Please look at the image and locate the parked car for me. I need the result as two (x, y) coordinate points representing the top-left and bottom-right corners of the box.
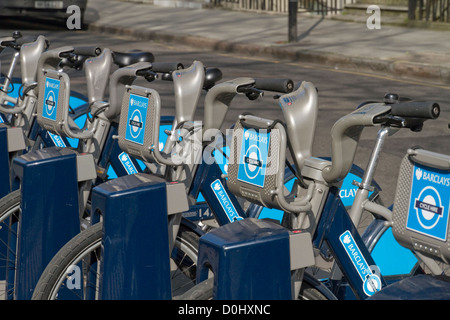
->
(0, 0), (88, 23)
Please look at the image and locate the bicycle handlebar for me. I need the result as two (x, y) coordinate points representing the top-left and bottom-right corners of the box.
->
(107, 62), (153, 118)
(1, 37), (38, 50)
(322, 100), (441, 183)
(151, 62), (184, 73)
(50, 46), (101, 71)
(59, 55), (90, 70)
(59, 46), (102, 60)
(389, 101), (440, 119)
(253, 78), (294, 93)
(72, 46), (102, 57)
(136, 67), (156, 78)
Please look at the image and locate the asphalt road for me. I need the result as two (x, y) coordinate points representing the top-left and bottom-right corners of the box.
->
(1, 17), (449, 206)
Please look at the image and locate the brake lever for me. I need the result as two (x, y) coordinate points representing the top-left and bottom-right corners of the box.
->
(237, 86), (264, 100)
(374, 114), (426, 132)
(373, 114), (406, 127)
(136, 69), (158, 82)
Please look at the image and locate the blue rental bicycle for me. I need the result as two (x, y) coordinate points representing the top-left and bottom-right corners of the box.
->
(0, 32), (93, 192)
(0, 44), (186, 299)
(179, 94), (445, 300)
(30, 75), (397, 300)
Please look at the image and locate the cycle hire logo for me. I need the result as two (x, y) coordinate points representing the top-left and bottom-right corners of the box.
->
(237, 128), (270, 188)
(407, 164), (450, 241)
(125, 94), (149, 145)
(42, 77), (60, 121)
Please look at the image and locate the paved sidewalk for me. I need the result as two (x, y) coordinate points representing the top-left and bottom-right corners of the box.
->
(84, 0), (450, 85)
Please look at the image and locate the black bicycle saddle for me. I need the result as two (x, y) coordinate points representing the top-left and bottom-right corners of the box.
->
(113, 50), (155, 68)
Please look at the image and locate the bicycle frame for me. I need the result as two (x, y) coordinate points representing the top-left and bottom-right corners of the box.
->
(5, 48), (153, 299)
(0, 35), (90, 196)
(313, 186), (386, 299)
(9, 52), (210, 299)
(91, 78), (390, 300)
(309, 124), (439, 299)
(30, 77), (423, 300)
(192, 93), (443, 300)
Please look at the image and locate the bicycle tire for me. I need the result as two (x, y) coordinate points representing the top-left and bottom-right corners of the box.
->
(298, 281), (328, 300)
(32, 222), (103, 300)
(174, 276), (329, 300)
(0, 189), (21, 225)
(32, 222), (200, 300)
(0, 189), (21, 299)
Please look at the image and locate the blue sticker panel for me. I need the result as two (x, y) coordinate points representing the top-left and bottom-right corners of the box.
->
(237, 128), (270, 188)
(158, 124), (171, 153)
(118, 152), (138, 175)
(339, 171), (374, 207)
(339, 230), (382, 296)
(407, 164), (450, 241)
(211, 179), (243, 223)
(372, 227), (417, 276)
(42, 77), (60, 121)
(48, 132), (66, 148)
(125, 94), (149, 145)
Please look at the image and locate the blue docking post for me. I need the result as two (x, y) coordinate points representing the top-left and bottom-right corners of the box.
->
(11, 148), (81, 300)
(92, 173), (188, 300)
(196, 218), (294, 299)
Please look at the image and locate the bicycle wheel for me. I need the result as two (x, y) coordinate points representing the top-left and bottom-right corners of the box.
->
(32, 222), (200, 300)
(0, 189), (21, 300)
(0, 188), (96, 299)
(174, 274), (329, 300)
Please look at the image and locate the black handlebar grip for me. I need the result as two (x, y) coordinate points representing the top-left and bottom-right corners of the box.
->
(72, 46), (102, 57)
(15, 36), (38, 46)
(253, 78), (294, 93)
(390, 101), (440, 119)
(0, 40), (14, 47)
(151, 62), (184, 73)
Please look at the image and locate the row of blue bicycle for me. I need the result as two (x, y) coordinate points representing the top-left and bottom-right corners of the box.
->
(0, 30), (449, 300)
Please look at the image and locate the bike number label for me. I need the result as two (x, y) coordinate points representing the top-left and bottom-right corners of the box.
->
(125, 93), (148, 145)
(42, 77), (60, 121)
(407, 164), (450, 241)
(237, 128), (270, 188)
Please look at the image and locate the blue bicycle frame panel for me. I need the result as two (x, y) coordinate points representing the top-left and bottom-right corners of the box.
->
(190, 158), (247, 226)
(313, 187), (387, 299)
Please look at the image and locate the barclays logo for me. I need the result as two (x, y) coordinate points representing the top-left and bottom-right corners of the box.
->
(130, 97), (147, 108)
(46, 80), (59, 89)
(119, 152), (138, 175)
(416, 167), (423, 180)
(416, 166), (450, 186)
